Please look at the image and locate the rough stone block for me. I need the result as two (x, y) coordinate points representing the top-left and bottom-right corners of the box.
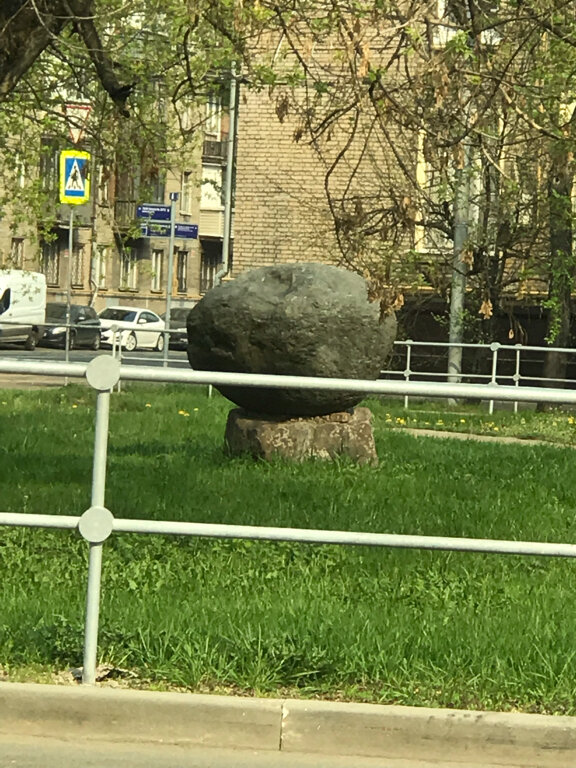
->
(225, 406), (378, 465)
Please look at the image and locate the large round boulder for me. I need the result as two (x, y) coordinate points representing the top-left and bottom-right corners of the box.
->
(187, 263), (396, 416)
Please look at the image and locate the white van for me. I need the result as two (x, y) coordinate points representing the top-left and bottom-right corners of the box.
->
(0, 269), (47, 350)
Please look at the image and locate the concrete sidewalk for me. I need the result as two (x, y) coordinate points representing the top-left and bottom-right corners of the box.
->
(1, 682), (575, 766)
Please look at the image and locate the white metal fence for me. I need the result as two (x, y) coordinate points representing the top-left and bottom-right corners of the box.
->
(2, 356), (576, 685)
(384, 339), (576, 413)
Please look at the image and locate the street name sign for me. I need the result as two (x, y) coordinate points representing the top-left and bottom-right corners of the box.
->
(139, 222), (198, 239)
(136, 203), (171, 221)
(175, 223), (199, 239)
(59, 150), (91, 205)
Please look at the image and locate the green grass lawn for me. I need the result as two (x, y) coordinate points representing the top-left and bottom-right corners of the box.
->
(2, 386), (576, 713)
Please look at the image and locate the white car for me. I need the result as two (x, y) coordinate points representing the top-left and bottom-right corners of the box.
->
(98, 306), (166, 352)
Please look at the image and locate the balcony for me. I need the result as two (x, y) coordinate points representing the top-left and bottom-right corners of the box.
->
(114, 200), (137, 228)
(202, 139), (227, 162)
(199, 208), (234, 239)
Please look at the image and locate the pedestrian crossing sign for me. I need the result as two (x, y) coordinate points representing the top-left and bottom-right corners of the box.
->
(59, 150), (91, 204)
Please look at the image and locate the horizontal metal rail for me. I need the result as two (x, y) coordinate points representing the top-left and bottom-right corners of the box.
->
(0, 512), (79, 530)
(112, 518), (576, 558)
(3, 511), (576, 560)
(3, 357), (576, 404)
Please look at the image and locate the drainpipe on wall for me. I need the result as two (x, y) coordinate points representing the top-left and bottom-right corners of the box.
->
(214, 63), (238, 286)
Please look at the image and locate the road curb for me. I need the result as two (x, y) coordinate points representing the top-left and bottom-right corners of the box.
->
(1, 682), (576, 765)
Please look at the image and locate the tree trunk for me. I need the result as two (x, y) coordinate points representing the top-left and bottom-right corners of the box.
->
(538, 157), (574, 410)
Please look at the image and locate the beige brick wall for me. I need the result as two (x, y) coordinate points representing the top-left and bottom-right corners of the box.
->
(233, 77), (418, 279)
(234, 87), (338, 272)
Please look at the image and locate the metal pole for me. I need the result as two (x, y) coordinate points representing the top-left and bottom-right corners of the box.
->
(163, 193), (178, 367)
(82, 388), (111, 684)
(404, 341), (412, 409)
(514, 345), (522, 414)
(65, 207), (74, 372)
(83, 542), (103, 685)
(488, 342), (500, 415)
(214, 62), (238, 286)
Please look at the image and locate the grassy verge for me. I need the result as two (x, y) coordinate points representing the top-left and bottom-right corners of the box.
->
(368, 396), (576, 445)
(1, 386), (576, 712)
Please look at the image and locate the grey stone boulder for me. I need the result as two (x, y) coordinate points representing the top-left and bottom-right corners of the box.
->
(187, 262), (396, 416)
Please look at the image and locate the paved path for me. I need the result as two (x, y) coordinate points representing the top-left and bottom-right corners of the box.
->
(395, 427), (570, 448)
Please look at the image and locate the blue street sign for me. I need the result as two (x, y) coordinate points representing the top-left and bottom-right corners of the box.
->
(139, 222), (198, 239)
(136, 203), (171, 221)
(175, 223), (198, 239)
(140, 223), (170, 237)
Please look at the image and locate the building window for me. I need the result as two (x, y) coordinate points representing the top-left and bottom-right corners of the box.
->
(200, 241), (222, 293)
(201, 165), (223, 210)
(151, 249), (164, 292)
(205, 93), (222, 138)
(71, 244), (84, 288)
(10, 238), (24, 268)
(181, 171), (194, 214)
(177, 250), (188, 293)
(14, 154), (26, 188)
(93, 246), (108, 290)
(42, 241), (60, 286)
(119, 248), (138, 290)
(433, 1), (500, 46)
(414, 130), (453, 255)
(98, 165), (111, 204)
(39, 140), (59, 193)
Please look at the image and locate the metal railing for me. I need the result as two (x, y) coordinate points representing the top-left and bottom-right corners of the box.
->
(386, 339), (576, 413)
(2, 357), (576, 686)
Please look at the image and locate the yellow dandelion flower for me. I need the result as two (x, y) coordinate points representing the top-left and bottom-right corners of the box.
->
(178, 410), (190, 417)
(145, 403), (152, 408)
(72, 404), (78, 409)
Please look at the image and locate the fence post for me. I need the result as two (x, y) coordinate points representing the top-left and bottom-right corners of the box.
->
(79, 356), (121, 685)
(404, 340), (413, 409)
(488, 342), (500, 415)
(513, 345), (522, 414)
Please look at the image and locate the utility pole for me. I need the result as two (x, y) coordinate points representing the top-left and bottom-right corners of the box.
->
(215, 62), (238, 286)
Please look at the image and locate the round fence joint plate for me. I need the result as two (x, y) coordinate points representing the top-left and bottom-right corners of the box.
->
(79, 506), (114, 543)
(86, 356), (121, 390)
(489, 342), (501, 352)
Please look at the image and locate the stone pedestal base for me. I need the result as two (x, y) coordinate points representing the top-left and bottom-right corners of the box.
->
(224, 407), (378, 465)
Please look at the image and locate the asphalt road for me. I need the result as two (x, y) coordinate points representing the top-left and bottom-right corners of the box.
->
(0, 343), (190, 367)
(0, 736), (514, 768)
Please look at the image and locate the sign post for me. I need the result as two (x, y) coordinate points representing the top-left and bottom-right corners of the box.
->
(164, 193), (178, 367)
(59, 150), (91, 361)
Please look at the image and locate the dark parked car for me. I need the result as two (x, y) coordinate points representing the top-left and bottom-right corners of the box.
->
(161, 307), (193, 349)
(42, 303), (101, 349)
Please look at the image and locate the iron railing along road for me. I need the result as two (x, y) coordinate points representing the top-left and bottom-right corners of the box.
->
(1, 356), (576, 686)
(386, 339), (576, 413)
